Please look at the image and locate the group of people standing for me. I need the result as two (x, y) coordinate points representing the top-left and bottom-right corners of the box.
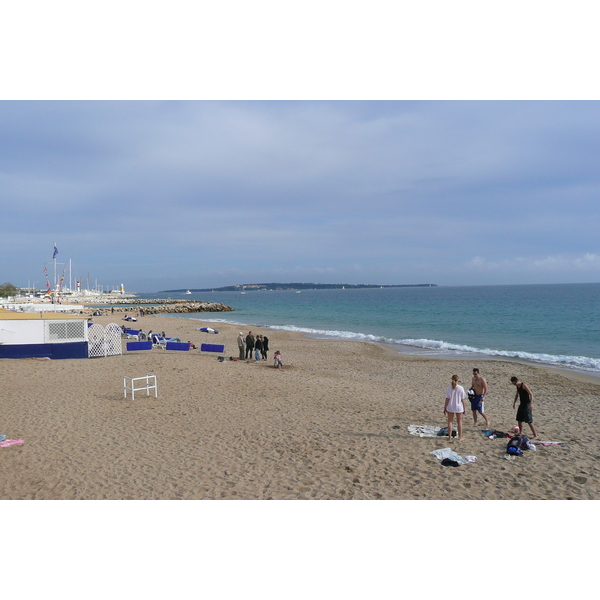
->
(238, 331), (269, 361)
(236, 331), (283, 368)
(443, 368), (539, 441)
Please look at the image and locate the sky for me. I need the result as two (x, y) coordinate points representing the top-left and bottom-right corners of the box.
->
(2, 100), (599, 292)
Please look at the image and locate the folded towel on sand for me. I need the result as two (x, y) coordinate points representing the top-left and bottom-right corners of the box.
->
(430, 448), (468, 465)
(408, 425), (442, 438)
(532, 440), (564, 446)
(0, 439), (24, 448)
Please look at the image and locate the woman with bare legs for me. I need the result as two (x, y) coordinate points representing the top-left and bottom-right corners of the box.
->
(444, 375), (466, 441)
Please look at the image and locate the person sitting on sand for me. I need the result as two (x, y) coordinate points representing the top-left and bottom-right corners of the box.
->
(444, 375), (466, 441)
(470, 368), (491, 428)
(510, 376), (539, 439)
(273, 351), (283, 369)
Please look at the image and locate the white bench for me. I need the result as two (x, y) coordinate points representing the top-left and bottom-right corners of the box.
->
(124, 373), (158, 400)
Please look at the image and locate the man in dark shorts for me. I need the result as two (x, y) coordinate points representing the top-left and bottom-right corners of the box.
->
(510, 376), (539, 439)
(470, 368), (490, 427)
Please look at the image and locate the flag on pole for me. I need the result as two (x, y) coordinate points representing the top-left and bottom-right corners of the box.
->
(43, 267), (52, 296)
(53, 243), (58, 259)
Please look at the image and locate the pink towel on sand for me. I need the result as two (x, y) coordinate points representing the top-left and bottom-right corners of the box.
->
(0, 439), (24, 448)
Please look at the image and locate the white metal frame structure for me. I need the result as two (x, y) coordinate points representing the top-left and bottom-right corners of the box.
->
(124, 374), (158, 400)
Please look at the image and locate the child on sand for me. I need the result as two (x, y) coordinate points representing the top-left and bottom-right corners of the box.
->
(273, 351), (283, 369)
(444, 375), (466, 441)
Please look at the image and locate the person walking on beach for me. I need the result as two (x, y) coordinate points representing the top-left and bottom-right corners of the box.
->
(261, 335), (269, 360)
(237, 332), (246, 360)
(470, 368), (491, 428)
(245, 331), (255, 359)
(254, 335), (263, 361)
(273, 350), (283, 369)
(444, 375), (466, 441)
(510, 376), (539, 439)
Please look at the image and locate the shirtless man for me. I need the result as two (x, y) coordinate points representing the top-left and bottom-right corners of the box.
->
(470, 368), (490, 427)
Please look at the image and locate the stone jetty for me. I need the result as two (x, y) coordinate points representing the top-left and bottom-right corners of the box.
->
(85, 299), (234, 316)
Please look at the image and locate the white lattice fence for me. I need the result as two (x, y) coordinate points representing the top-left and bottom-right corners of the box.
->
(45, 320), (87, 342)
(88, 324), (105, 358)
(88, 323), (123, 358)
(105, 323), (123, 357)
(104, 323), (123, 356)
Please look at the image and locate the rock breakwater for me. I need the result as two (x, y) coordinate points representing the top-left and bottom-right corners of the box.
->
(86, 300), (234, 316)
(140, 301), (234, 315)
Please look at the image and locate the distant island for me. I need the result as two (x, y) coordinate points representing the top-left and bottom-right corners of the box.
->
(159, 282), (438, 292)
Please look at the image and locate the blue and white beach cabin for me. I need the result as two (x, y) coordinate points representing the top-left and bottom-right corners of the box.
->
(0, 308), (89, 359)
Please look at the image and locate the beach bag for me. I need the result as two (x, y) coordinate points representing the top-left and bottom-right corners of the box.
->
(438, 427), (457, 437)
(506, 435), (529, 456)
(467, 388), (476, 401)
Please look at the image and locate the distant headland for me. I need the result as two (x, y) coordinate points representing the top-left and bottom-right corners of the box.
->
(159, 282), (438, 292)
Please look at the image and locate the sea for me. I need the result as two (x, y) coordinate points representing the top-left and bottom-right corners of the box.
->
(135, 283), (600, 376)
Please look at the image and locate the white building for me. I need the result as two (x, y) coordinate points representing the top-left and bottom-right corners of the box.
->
(0, 308), (90, 359)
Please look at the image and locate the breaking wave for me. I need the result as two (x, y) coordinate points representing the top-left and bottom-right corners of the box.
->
(267, 324), (600, 373)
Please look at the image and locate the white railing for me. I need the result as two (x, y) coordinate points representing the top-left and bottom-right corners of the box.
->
(124, 374), (158, 400)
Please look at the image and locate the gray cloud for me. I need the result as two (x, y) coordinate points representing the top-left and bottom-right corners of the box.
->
(1, 101), (599, 291)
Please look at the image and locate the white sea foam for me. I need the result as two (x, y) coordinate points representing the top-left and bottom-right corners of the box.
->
(269, 326), (600, 373)
(397, 338), (600, 371)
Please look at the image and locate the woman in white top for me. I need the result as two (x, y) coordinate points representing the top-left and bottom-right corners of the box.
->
(444, 375), (466, 441)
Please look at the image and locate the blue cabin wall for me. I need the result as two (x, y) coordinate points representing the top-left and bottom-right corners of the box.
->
(0, 341), (89, 359)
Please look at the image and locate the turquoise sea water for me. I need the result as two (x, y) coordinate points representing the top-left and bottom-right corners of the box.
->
(137, 283), (600, 374)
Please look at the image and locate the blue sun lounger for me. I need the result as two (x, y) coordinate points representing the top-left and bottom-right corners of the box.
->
(200, 343), (225, 353)
(126, 341), (153, 352)
(165, 341), (191, 351)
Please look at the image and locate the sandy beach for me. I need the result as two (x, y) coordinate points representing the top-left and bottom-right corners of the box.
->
(1, 313), (599, 500)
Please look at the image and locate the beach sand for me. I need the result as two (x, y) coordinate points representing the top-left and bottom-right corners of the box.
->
(1, 313), (599, 500)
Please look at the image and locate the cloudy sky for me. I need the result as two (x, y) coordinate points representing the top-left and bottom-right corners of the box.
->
(2, 4), (599, 293)
(2, 100), (599, 292)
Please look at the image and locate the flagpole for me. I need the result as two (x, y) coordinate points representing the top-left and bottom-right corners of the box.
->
(53, 241), (57, 303)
